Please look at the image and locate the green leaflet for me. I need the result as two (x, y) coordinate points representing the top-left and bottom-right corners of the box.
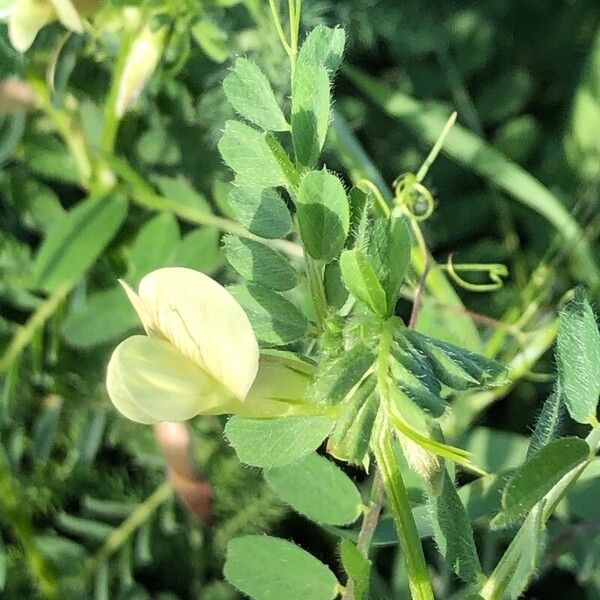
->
(61, 286), (138, 348)
(556, 287), (600, 425)
(406, 330), (508, 391)
(492, 437), (590, 529)
(389, 389), (487, 476)
(223, 58), (289, 131)
(292, 63), (330, 166)
(324, 260), (349, 310)
(297, 25), (346, 74)
(310, 343), (375, 405)
(128, 212), (180, 283)
(427, 470), (483, 584)
(506, 506), (546, 600)
(290, 25), (346, 166)
(526, 385), (564, 459)
(391, 335), (441, 396)
(297, 169), (349, 262)
(340, 248), (388, 316)
(225, 416), (334, 468)
(227, 186), (292, 240)
(389, 354), (446, 418)
(32, 195), (128, 292)
(22, 135), (81, 184)
(223, 236), (298, 291)
(366, 211), (412, 312)
(228, 283), (308, 346)
(224, 536), (339, 600)
(347, 186), (368, 248)
(153, 174), (212, 215)
(218, 120), (286, 188)
(191, 18), (230, 63)
(264, 452), (362, 525)
(173, 227), (223, 275)
(340, 539), (370, 600)
(327, 375), (378, 465)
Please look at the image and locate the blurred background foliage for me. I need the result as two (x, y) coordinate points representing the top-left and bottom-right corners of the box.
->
(0, 0), (599, 598)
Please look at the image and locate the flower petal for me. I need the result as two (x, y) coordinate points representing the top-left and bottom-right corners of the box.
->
(106, 345), (155, 424)
(48, 0), (83, 31)
(9, 0), (55, 52)
(108, 335), (239, 422)
(135, 268), (259, 400)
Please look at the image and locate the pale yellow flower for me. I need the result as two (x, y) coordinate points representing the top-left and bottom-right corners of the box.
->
(106, 267), (314, 424)
(7, 0), (96, 52)
(114, 23), (166, 117)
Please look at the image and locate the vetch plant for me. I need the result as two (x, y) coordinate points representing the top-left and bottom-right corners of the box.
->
(95, 3), (594, 599)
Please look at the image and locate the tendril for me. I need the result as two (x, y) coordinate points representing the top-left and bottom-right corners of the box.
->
(356, 178), (390, 217)
(444, 254), (508, 292)
(393, 174), (435, 221)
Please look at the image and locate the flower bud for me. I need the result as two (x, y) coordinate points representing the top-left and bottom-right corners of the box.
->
(114, 23), (166, 118)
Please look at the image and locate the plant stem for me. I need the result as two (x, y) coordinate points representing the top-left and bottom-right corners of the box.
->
(28, 76), (93, 186)
(342, 469), (385, 600)
(288, 0), (301, 77)
(373, 325), (435, 600)
(356, 469), (385, 555)
(0, 284), (71, 376)
(268, 0), (292, 55)
(110, 156), (304, 259)
(373, 415), (434, 600)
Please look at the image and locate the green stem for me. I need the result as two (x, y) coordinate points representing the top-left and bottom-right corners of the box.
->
(28, 76), (93, 186)
(110, 156), (303, 259)
(268, 0), (292, 55)
(342, 469), (384, 600)
(0, 284), (71, 376)
(288, 0), (301, 77)
(373, 416), (434, 600)
(373, 325), (435, 600)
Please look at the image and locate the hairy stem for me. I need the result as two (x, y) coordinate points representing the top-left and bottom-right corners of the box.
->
(373, 416), (434, 600)
(373, 325), (434, 600)
(343, 469), (385, 600)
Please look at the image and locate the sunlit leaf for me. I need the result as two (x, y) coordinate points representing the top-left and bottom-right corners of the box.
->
(225, 536), (339, 600)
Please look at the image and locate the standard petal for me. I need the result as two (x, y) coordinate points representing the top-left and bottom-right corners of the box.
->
(110, 335), (238, 421)
(9, 0), (55, 52)
(106, 344), (155, 424)
(242, 352), (318, 418)
(49, 0), (83, 31)
(119, 279), (157, 336)
(137, 268), (259, 400)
